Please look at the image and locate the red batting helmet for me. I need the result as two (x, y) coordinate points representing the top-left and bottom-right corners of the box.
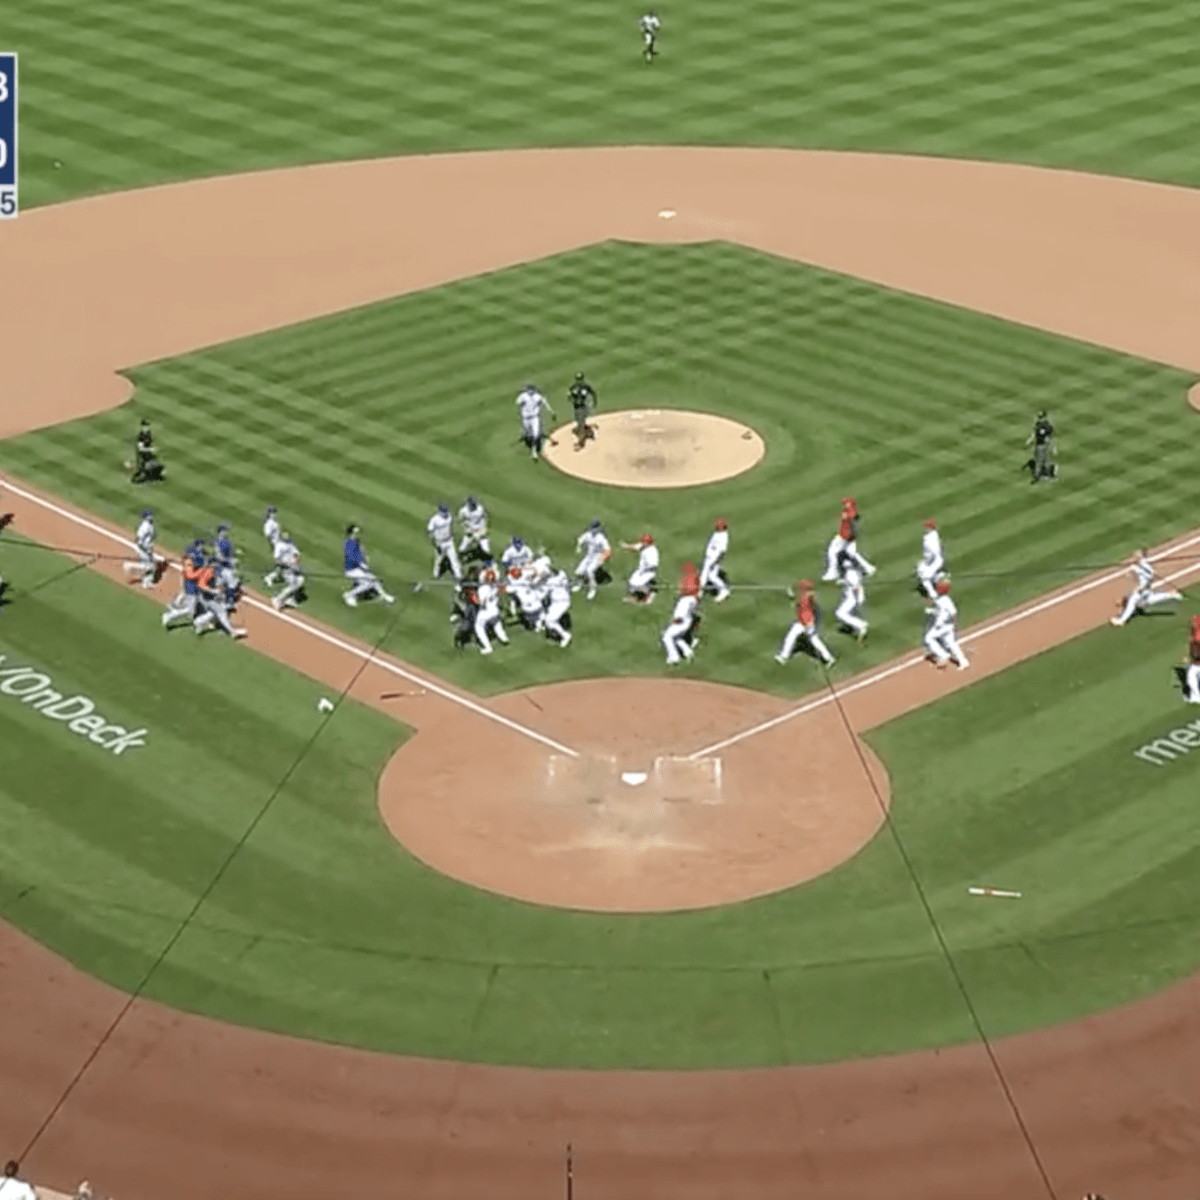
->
(935, 579), (951, 595)
(924, 518), (937, 530)
(715, 518), (728, 531)
(640, 533), (654, 545)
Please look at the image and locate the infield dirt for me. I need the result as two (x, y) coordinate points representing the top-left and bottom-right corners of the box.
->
(3, 148), (1200, 1200)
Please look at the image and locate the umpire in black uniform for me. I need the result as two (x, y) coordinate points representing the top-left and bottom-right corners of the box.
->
(1023, 410), (1057, 483)
(131, 418), (165, 483)
(568, 372), (598, 450)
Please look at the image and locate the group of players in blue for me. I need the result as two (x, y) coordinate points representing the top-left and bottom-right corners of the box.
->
(145, 505), (394, 640)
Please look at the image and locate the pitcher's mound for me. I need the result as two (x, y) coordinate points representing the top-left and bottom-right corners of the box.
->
(378, 678), (889, 912)
(544, 409), (765, 488)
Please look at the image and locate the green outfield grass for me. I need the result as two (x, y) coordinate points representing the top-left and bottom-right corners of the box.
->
(3, 242), (1196, 701)
(1, 542), (1199, 1067)
(11, 0), (1200, 210)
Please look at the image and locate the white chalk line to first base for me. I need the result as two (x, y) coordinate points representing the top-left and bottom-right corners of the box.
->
(689, 533), (1200, 760)
(7, 475), (1200, 766)
(0, 477), (579, 759)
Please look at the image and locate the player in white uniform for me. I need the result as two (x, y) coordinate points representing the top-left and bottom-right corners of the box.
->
(775, 580), (836, 667)
(427, 503), (462, 581)
(699, 518), (731, 602)
(623, 533), (660, 603)
(639, 10), (661, 61)
(1110, 548), (1182, 626)
(924, 578), (968, 669)
(122, 508), (160, 588)
(573, 519), (612, 600)
(662, 585), (699, 665)
(473, 568), (510, 655)
(542, 568), (573, 647)
(1184, 616), (1200, 704)
(508, 565), (546, 630)
(835, 552), (869, 641)
(501, 536), (534, 577)
(270, 532), (305, 610)
(916, 518), (945, 599)
(515, 383), (555, 461)
(458, 495), (491, 561)
(262, 505), (283, 587)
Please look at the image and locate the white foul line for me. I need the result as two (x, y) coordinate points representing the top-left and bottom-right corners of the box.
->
(689, 533), (1200, 759)
(1, 477), (579, 759)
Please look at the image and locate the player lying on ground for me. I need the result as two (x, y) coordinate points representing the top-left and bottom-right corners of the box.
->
(1110, 548), (1182, 626)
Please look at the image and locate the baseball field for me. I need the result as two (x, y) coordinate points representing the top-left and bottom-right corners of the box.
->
(3, 2), (1200, 1199)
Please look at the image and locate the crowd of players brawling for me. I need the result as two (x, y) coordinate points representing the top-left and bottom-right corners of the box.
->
(118, 491), (1200, 698)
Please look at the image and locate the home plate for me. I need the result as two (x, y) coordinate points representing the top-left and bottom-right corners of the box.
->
(621, 771), (649, 786)
(658, 209), (676, 219)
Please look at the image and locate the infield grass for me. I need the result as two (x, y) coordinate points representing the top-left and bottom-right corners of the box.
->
(1, 541), (1199, 1067)
(11, 0), (1200, 210)
(3, 242), (1196, 703)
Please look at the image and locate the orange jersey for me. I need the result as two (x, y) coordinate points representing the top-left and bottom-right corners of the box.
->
(195, 565), (216, 592)
(838, 516), (854, 540)
(1189, 637), (1200, 665)
(796, 594), (816, 626)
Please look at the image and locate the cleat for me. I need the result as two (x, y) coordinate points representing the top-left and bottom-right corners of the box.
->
(774, 654), (787, 664)
(343, 593), (358, 607)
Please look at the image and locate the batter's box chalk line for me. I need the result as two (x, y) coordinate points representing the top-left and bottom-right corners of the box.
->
(653, 755), (723, 805)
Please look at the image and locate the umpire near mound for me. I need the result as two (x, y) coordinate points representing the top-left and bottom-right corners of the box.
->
(568, 372), (598, 450)
(1023, 409), (1057, 483)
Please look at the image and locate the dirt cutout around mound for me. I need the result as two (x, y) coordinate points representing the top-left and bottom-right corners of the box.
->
(381, 677), (887, 911)
(542, 409), (765, 488)
(4, 149), (1200, 1200)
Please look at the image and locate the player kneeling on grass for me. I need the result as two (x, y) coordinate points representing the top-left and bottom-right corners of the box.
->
(662, 574), (701, 665)
(776, 580), (835, 667)
(924, 578), (968, 670)
(623, 533), (659, 603)
(1110, 548), (1182, 626)
(343, 524), (396, 607)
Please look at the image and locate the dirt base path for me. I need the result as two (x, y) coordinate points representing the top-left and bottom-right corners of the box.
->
(3, 148), (1200, 1199)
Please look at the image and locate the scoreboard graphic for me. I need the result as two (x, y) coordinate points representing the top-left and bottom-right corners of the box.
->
(0, 53), (16, 219)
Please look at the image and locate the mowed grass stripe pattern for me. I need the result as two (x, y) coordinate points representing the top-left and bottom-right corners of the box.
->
(3, 548), (1200, 1065)
(11, 0), (1200, 208)
(4, 242), (1195, 700)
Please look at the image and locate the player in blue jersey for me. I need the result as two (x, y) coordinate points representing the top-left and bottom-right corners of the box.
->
(342, 524), (396, 606)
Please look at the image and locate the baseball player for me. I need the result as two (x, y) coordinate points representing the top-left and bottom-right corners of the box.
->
(1023, 409), (1057, 483)
(342, 524), (396, 606)
(215, 523), (237, 568)
(573, 519), (612, 599)
(193, 553), (247, 639)
(542, 567), (573, 647)
(1110, 549), (1182, 626)
(1183, 616), (1200, 704)
(501, 535), (534, 577)
(662, 578), (700, 665)
(427, 503), (463, 581)
(515, 383), (555, 461)
(474, 566), (510, 655)
(775, 580), (836, 666)
(924, 578), (968, 669)
(699, 518), (731, 602)
(507, 565), (545, 630)
(162, 541), (204, 629)
(834, 551), (869, 642)
(639, 10), (661, 61)
(457, 495), (492, 562)
(568, 372), (598, 450)
(122, 508), (161, 588)
(623, 533), (660, 603)
(262, 506), (283, 587)
(271, 531), (305, 610)
(915, 518), (945, 599)
(450, 570), (481, 649)
(822, 497), (876, 582)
